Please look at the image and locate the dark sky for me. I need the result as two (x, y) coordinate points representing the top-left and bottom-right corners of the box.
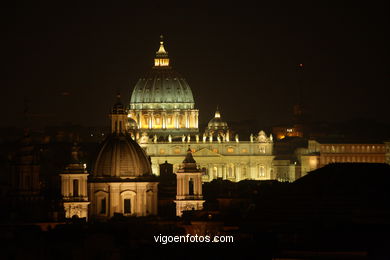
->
(2, 2), (389, 129)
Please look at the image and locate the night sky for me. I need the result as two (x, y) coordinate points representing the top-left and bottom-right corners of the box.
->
(2, 2), (389, 129)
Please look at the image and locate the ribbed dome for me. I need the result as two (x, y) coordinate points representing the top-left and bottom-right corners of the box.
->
(130, 38), (195, 110)
(93, 134), (152, 178)
(130, 67), (195, 110)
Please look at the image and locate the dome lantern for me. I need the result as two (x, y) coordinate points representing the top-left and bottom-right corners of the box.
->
(214, 107), (221, 119)
(110, 93), (128, 134)
(154, 35), (169, 67)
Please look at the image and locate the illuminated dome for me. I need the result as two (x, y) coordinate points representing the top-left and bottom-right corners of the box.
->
(93, 134), (152, 178)
(128, 36), (199, 137)
(207, 109), (228, 130)
(130, 36), (195, 110)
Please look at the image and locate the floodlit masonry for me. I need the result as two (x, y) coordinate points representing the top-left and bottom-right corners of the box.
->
(127, 36), (275, 182)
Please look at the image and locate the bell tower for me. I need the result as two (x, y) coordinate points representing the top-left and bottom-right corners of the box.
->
(174, 148), (205, 216)
(60, 143), (90, 220)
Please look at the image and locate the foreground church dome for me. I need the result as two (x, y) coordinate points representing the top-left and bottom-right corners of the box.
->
(87, 95), (158, 220)
(93, 134), (152, 178)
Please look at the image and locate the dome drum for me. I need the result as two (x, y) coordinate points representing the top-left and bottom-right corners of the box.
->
(129, 103), (194, 110)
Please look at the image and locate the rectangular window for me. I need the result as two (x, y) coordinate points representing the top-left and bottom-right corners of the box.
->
(189, 179), (194, 195)
(100, 198), (106, 214)
(124, 199), (131, 214)
(73, 179), (79, 197)
(259, 166), (265, 177)
(242, 167), (246, 177)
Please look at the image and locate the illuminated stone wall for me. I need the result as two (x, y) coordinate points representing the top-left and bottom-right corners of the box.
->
(89, 182), (158, 220)
(299, 140), (386, 176)
(144, 135), (274, 182)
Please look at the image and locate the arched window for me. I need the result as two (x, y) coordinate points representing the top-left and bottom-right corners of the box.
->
(228, 166), (233, 177)
(121, 190), (136, 215)
(258, 165), (265, 177)
(146, 190), (154, 215)
(213, 167), (218, 177)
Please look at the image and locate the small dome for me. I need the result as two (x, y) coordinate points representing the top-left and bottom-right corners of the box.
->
(93, 134), (152, 178)
(207, 109), (228, 130)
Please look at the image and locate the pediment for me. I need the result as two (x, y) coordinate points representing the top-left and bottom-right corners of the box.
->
(193, 148), (221, 157)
